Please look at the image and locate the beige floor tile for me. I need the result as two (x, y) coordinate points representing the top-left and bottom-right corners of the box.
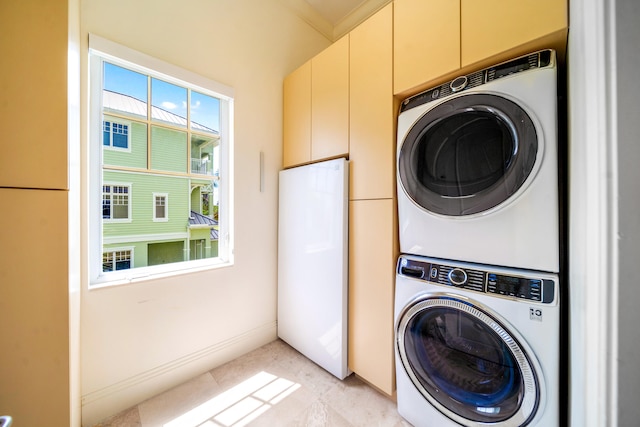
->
(92, 405), (141, 427)
(285, 399), (354, 427)
(92, 339), (411, 427)
(137, 372), (221, 427)
(320, 375), (407, 427)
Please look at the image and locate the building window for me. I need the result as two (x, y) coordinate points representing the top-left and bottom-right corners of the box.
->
(89, 35), (234, 285)
(102, 184), (130, 220)
(103, 249), (132, 272)
(103, 119), (130, 149)
(153, 193), (168, 221)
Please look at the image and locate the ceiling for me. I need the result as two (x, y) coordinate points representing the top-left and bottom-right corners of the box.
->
(283, 0), (392, 41)
(304, 0), (371, 25)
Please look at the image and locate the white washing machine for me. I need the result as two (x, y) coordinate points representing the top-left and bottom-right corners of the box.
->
(397, 50), (559, 272)
(394, 254), (560, 427)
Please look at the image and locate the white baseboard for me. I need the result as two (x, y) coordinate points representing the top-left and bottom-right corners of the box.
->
(81, 321), (277, 427)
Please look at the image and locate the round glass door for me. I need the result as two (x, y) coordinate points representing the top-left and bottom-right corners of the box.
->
(398, 94), (538, 216)
(396, 297), (539, 426)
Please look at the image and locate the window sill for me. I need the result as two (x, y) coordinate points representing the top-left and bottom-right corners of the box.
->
(89, 257), (233, 290)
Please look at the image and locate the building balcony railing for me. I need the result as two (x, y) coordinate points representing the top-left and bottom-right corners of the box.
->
(191, 158), (213, 175)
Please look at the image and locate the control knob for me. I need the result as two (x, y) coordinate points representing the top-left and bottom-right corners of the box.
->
(450, 76), (468, 92)
(448, 268), (467, 286)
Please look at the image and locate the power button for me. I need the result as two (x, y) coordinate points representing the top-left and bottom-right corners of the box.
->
(448, 268), (467, 286)
(450, 76), (468, 92)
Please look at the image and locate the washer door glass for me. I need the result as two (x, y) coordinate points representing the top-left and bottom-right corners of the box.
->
(398, 94), (538, 216)
(397, 297), (539, 426)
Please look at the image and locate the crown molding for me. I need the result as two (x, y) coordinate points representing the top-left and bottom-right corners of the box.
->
(333, 0), (392, 40)
(280, 0), (392, 42)
(279, 0), (334, 41)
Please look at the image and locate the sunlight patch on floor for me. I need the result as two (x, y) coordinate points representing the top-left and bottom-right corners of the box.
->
(163, 371), (301, 427)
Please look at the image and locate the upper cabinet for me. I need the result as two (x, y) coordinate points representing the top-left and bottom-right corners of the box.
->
(283, 61), (311, 168)
(349, 4), (394, 200)
(283, 37), (349, 169)
(461, 0), (568, 67)
(393, 0), (461, 96)
(0, 0), (68, 190)
(311, 36), (350, 162)
(393, 0), (568, 96)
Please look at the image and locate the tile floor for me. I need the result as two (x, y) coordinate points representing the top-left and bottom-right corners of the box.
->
(93, 339), (412, 427)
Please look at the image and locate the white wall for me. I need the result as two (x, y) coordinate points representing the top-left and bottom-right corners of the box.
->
(568, 0), (640, 425)
(79, 1), (330, 425)
(614, 0), (640, 425)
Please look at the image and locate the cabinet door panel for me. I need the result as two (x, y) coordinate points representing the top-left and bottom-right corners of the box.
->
(461, 0), (568, 66)
(394, 0), (460, 95)
(348, 199), (397, 395)
(311, 36), (349, 161)
(0, 0), (68, 189)
(0, 188), (69, 425)
(349, 4), (394, 200)
(283, 61), (311, 168)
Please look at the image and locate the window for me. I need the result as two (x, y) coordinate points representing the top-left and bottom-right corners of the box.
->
(103, 119), (130, 149)
(103, 249), (132, 272)
(153, 193), (168, 221)
(89, 35), (234, 286)
(102, 184), (130, 220)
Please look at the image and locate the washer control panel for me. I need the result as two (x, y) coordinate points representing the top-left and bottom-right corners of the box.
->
(397, 256), (555, 304)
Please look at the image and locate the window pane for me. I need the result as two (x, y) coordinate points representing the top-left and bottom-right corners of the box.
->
(151, 126), (187, 172)
(115, 250), (131, 270)
(103, 121), (111, 146)
(103, 62), (148, 119)
(190, 133), (218, 176)
(102, 252), (114, 272)
(112, 123), (129, 148)
(191, 91), (220, 133)
(152, 78), (187, 128)
(155, 196), (166, 219)
(103, 119), (147, 168)
(102, 195), (111, 219)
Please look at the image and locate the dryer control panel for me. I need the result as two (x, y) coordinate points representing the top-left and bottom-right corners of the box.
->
(397, 256), (555, 304)
(400, 49), (554, 113)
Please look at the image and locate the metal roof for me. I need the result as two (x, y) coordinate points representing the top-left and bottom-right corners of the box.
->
(189, 210), (219, 240)
(103, 90), (219, 135)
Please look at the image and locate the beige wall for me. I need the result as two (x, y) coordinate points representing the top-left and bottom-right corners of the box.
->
(0, 0), (72, 426)
(79, 0), (330, 424)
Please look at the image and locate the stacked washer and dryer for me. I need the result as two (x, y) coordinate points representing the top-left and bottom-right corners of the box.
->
(394, 50), (563, 427)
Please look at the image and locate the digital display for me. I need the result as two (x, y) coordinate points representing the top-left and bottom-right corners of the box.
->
(493, 57), (531, 79)
(488, 274), (542, 301)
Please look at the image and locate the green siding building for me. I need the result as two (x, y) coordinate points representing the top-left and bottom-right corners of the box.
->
(101, 88), (220, 272)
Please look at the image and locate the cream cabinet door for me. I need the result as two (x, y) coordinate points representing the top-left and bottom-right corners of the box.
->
(311, 36), (350, 162)
(349, 4), (395, 200)
(283, 61), (312, 168)
(0, 0), (68, 189)
(0, 188), (70, 426)
(394, 0), (460, 95)
(461, 0), (568, 67)
(348, 198), (397, 395)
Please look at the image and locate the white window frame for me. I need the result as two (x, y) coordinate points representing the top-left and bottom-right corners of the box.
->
(102, 182), (132, 223)
(103, 117), (132, 152)
(102, 247), (135, 272)
(89, 34), (234, 287)
(153, 192), (169, 222)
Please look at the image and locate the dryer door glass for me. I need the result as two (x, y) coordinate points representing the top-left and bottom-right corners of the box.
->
(398, 94), (538, 216)
(397, 297), (539, 425)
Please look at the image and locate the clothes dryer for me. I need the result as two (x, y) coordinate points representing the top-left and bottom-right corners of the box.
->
(395, 254), (560, 427)
(397, 50), (559, 272)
